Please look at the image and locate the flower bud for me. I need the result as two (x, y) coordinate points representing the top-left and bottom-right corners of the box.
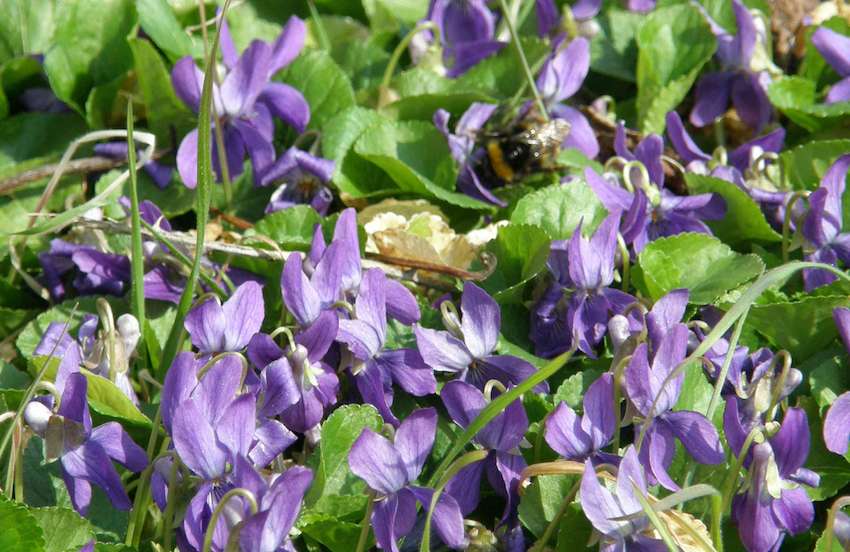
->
(607, 315), (631, 352)
(117, 313), (141, 355)
(23, 401), (52, 435)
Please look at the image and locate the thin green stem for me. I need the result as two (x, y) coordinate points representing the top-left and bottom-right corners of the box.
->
(530, 478), (581, 552)
(498, 0), (548, 120)
(711, 493), (724, 552)
(202, 488), (258, 552)
(720, 427), (762, 511)
(355, 491), (376, 552)
(380, 21), (439, 91)
(706, 308), (748, 420)
(307, 0), (331, 51)
(125, 103), (146, 355)
(160, 454), (182, 552)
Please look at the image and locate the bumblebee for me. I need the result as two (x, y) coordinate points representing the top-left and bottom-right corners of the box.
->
(478, 111), (571, 184)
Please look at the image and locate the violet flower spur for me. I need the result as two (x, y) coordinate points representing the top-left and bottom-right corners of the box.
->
(823, 307), (850, 455)
(725, 405), (818, 552)
(260, 147), (335, 215)
(246, 310), (340, 434)
(535, 36), (599, 158)
(338, 268), (436, 425)
(441, 380), (529, 525)
(801, 154), (850, 290)
(529, 214), (636, 358)
(93, 141), (173, 189)
(433, 103), (504, 206)
(415, 281), (546, 391)
(348, 408), (466, 551)
(172, 16), (310, 188)
(22, 373), (148, 515)
(544, 372), (619, 465)
(183, 281), (265, 355)
(812, 27), (850, 104)
(689, 0), (773, 132)
(624, 315), (724, 490)
(413, 0), (505, 78)
(579, 445), (666, 551)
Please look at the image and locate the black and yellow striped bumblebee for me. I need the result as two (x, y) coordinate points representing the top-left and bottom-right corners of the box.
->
(476, 108), (571, 184)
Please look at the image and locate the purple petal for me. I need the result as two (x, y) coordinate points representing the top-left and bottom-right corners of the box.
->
(161, 352), (197, 433)
(665, 111), (709, 164)
(176, 128), (199, 189)
(445, 40), (506, 78)
(171, 56), (203, 112)
(442, 0), (495, 44)
(270, 16), (306, 73)
(689, 72), (734, 127)
(616, 446), (648, 510)
(248, 465), (312, 550)
(260, 357), (300, 417)
(250, 418), (296, 467)
(377, 348), (436, 396)
(220, 40), (272, 116)
(409, 486), (468, 549)
(826, 75), (850, 104)
(579, 457), (624, 536)
(216, 394), (256, 460)
(770, 407), (810, 477)
(297, 310), (339, 362)
(442, 380), (487, 430)
(444, 459), (484, 515)
(585, 167), (633, 211)
(233, 119), (275, 180)
(717, 0), (757, 67)
(476, 355), (546, 392)
(662, 410), (724, 464)
(372, 490), (417, 552)
(535, 0), (558, 36)
(730, 72), (771, 132)
(834, 307), (850, 354)
(394, 407), (437, 481)
(219, 12), (238, 68)
(257, 83), (310, 133)
(338, 319), (382, 361)
(61, 442), (130, 512)
(414, 325), (472, 373)
(537, 38), (590, 104)
(645, 289), (688, 348)
(624, 343), (655, 415)
(172, 399), (226, 479)
(642, 422), (679, 491)
(728, 127), (785, 171)
(582, 372), (617, 451)
(222, 281), (265, 351)
(812, 27), (850, 77)
(184, 296), (226, 353)
(348, 428), (408, 494)
(545, 401), (592, 459)
(385, 279), (421, 324)
(281, 253), (321, 326)
(354, 361), (399, 427)
(551, 105), (599, 159)
(455, 102), (498, 136)
(89, 422), (148, 472)
(460, 282), (500, 358)
(59, 373), (91, 432)
(772, 487), (814, 536)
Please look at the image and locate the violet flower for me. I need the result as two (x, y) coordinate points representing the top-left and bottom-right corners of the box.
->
(338, 268), (436, 425)
(811, 27), (850, 104)
(23, 373), (148, 515)
(172, 16), (309, 188)
(530, 214), (636, 358)
(184, 281), (265, 355)
(348, 408), (466, 551)
(690, 0), (773, 132)
(586, 125), (725, 252)
(535, 0), (601, 38)
(801, 154), (850, 290)
(579, 445), (665, 550)
(823, 307), (850, 455)
(441, 380), (529, 525)
(416, 282), (546, 390)
(536, 37), (599, 158)
(725, 405), (818, 552)
(93, 141), (173, 189)
(544, 372), (619, 465)
(434, 103), (504, 206)
(247, 310), (340, 434)
(39, 239), (131, 301)
(413, 0), (505, 78)
(624, 304), (724, 490)
(260, 147), (335, 215)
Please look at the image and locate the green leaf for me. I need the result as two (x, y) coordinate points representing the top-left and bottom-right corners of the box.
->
(509, 181), (607, 240)
(354, 119), (492, 209)
(779, 139), (850, 191)
(453, 37), (551, 100)
(636, 233), (765, 303)
(321, 106), (397, 199)
(299, 509), (368, 552)
(16, 297), (103, 358)
(30, 507), (95, 552)
(768, 76), (850, 132)
(0, 113), (87, 173)
(480, 223), (551, 304)
(252, 205), (323, 250)
(128, 37), (196, 144)
(553, 367), (604, 410)
(136, 0), (199, 61)
(590, 8), (643, 82)
(746, 295), (850, 361)
(0, 497), (45, 552)
(305, 404), (383, 512)
(685, 173), (781, 244)
(518, 475), (575, 538)
(635, 3), (716, 133)
(804, 346), (847, 410)
(281, 50), (355, 131)
(0, 0), (57, 63)
(43, 0), (137, 113)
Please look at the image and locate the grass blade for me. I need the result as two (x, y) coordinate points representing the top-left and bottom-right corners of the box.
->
(126, 102), (146, 339)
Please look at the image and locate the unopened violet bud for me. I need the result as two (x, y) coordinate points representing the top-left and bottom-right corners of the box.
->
(23, 401), (52, 435)
(289, 343), (309, 367)
(116, 313), (141, 355)
(607, 315), (631, 352)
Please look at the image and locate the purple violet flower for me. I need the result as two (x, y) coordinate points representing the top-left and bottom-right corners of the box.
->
(801, 154), (850, 290)
(416, 282), (547, 391)
(811, 27), (850, 104)
(434, 103), (504, 206)
(172, 16), (309, 188)
(413, 0), (506, 78)
(725, 405), (818, 552)
(823, 307), (850, 455)
(184, 281), (265, 355)
(441, 380), (529, 525)
(338, 268), (436, 425)
(260, 147), (335, 215)
(93, 141), (173, 189)
(39, 239), (131, 301)
(530, 214), (636, 358)
(348, 408), (466, 551)
(689, 0), (773, 132)
(535, 0), (602, 38)
(579, 445), (665, 550)
(544, 372), (619, 465)
(536, 37), (599, 158)
(23, 373), (148, 515)
(624, 290), (724, 490)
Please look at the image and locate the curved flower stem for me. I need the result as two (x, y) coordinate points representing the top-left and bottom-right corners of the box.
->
(306, 0), (331, 51)
(781, 191), (808, 264)
(202, 488), (259, 552)
(529, 478), (581, 552)
(766, 350), (792, 418)
(380, 21), (440, 92)
(720, 427), (763, 512)
(160, 453), (182, 552)
(355, 490), (376, 552)
(610, 354), (632, 454)
(497, 0), (548, 120)
(824, 495), (850, 552)
(705, 308), (748, 421)
(617, 233), (630, 291)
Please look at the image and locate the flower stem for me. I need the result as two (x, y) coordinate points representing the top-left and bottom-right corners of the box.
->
(307, 0), (331, 51)
(380, 21), (439, 91)
(529, 478), (581, 552)
(824, 496), (850, 552)
(705, 308), (748, 421)
(160, 454), (182, 552)
(498, 0), (548, 120)
(202, 488), (258, 552)
(720, 427), (762, 511)
(355, 491), (376, 552)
